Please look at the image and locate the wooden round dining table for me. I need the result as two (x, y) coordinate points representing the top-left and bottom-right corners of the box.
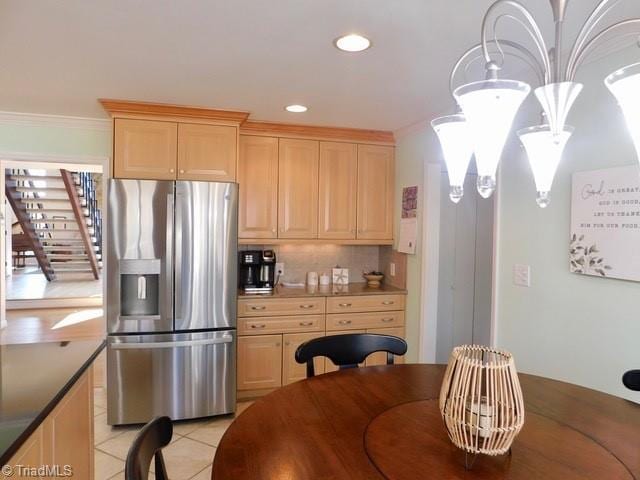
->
(212, 364), (640, 479)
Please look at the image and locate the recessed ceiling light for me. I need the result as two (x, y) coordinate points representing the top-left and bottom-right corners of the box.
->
(285, 104), (308, 113)
(334, 34), (371, 52)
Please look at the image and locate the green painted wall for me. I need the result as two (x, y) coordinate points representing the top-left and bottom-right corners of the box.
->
(394, 125), (440, 362)
(0, 122), (110, 158)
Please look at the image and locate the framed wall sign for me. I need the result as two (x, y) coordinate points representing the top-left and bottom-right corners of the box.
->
(570, 165), (640, 282)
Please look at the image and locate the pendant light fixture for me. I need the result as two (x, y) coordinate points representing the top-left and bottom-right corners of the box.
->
(433, 0), (640, 207)
(431, 114), (474, 203)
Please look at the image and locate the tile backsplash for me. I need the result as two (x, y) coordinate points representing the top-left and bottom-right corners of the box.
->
(240, 244), (380, 285)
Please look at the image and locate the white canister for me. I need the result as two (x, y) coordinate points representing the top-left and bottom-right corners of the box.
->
(319, 273), (331, 286)
(307, 271), (319, 286)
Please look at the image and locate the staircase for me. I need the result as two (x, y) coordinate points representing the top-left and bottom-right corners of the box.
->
(5, 168), (103, 280)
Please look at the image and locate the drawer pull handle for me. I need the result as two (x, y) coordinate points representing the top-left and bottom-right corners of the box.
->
(250, 306), (267, 311)
(338, 320), (352, 325)
(250, 324), (266, 329)
(382, 301), (395, 306)
(299, 321), (314, 326)
(299, 304), (315, 309)
(338, 303), (352, 308)
(381, 318), (394, 323)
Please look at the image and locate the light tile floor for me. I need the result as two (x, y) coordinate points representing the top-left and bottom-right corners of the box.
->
(93, 386), (253, 480)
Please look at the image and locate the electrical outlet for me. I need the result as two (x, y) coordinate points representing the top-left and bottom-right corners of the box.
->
(513, 264), (531, 287)
(275, 262), (285, 277)
(390, 262), (396, 276)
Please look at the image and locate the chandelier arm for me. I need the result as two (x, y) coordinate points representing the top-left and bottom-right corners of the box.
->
(568, 19), (640, 80)
(449, 40), (545, 97)
(566, 0), (625, 79)
(480, 0), (551, 83)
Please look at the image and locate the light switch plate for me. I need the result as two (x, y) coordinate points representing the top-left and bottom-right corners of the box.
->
(513, 264), (531, 287)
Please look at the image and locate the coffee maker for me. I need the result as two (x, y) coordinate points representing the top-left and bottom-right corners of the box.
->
(239, 249), (276, 294)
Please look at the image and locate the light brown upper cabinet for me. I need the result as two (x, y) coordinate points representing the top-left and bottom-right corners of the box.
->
(114, 118), (178, 180)
(238, 135), (279, 238)
(357, 145), (395, 240)
(177, 123), (237, 181)
(318, 142), (358, 239)
(278, 139), (319, 239)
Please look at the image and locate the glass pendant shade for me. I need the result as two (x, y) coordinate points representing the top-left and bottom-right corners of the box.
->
(454, 79), (531, 198)
(517, 125), (574, 208)
(605, 62), (640, 161)
(534, 82), (583, 136)
(431, 114), (474, 203)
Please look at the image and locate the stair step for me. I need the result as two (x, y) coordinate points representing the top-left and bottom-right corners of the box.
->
(54, 268), (94, 273)
(30, 218), (77, 224)
(51, 260), (90, 265)
(10, 175), (63, 181)
(48, 254), (90, 260)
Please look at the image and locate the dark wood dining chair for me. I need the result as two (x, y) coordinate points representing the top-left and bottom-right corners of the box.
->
(623, 370), (640, 391)
(125, 416), (173, 480)
(295, 333), (408, 377)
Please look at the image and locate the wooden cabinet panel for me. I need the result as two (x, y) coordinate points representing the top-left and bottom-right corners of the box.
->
(326, 294), (405, 314)
(278, 139), (319, 238)
(239, 314), (324, 336)
(177, 123), (237, 182)
(237, 335), (283, 391)
(42, 368), (93, 479)
(365, 327), (406, 366)
(318, 142), (357, 239)
(283, 333), (325, 385)
(5, 427), (46, 479)
(114, 118), (177, 180)
(326, 311), (405, 331)
(238, 297), (325, 317)
(357, 145), (394, 240)
(238, 135), (279, 238)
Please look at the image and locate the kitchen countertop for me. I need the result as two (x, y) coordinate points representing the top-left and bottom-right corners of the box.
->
(239, 283), (407, 298)
(0, 339), (106, 466)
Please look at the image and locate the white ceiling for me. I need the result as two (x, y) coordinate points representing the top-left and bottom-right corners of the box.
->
(0, 0), (637, 130)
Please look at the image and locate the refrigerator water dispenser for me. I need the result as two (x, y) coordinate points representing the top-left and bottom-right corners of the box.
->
(119, 259), (161, 318)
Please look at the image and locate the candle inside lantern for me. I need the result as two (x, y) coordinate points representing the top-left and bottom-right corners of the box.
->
(466, 396), (493, 438)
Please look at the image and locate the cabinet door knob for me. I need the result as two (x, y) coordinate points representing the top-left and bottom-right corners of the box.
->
(272, 229), (277, 233)
(179, 169), (185, 174)
(285, 341), (290, 346)
(169, 168), (175, 173)
(276, 342), (281, 347)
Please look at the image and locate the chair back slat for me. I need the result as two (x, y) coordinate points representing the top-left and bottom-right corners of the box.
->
(125, 416), (173, 480)
(295, 333), (407, 377)
(623, 370), (640, 391)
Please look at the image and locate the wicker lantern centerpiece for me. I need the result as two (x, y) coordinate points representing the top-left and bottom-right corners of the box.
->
(439, 345), (525, 463)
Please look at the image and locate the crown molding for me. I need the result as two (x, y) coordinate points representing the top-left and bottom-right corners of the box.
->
(99, 99), (250, 124)
(0, 111), (110, 131)
(241, 120), (395, 144)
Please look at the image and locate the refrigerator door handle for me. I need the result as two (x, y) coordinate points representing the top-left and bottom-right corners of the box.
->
(166, 192), (174, 321)
(110, 336), (234, 350)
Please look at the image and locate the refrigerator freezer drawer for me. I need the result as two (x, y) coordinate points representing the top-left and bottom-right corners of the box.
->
(107, 331), (236, 425)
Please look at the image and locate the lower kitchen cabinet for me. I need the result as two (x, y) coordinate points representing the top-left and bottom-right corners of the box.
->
(237, 335), (283, 391)
(282, 332), (325, 385)
(4, 366), (94, 479)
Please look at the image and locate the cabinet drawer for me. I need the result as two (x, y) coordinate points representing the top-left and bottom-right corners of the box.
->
(326, 311), (405, 331)
(326, 294), (405, 314)
(239, 315), (325, 335)
(238, 297), (325, 317)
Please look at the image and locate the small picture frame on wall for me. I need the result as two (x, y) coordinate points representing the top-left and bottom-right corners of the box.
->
(332, 267), (349, 285)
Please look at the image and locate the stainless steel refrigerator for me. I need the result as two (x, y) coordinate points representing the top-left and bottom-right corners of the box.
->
(106, 179), (237, 425)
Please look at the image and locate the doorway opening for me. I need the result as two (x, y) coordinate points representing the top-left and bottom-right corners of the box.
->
(1, 159), (105, 343)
